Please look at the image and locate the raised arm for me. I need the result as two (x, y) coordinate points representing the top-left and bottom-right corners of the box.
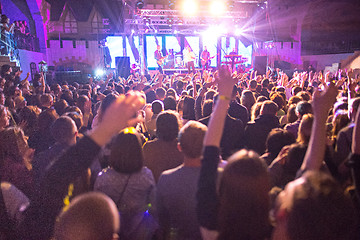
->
(301, 83), (338, 172)
(197, 66), (236, 232)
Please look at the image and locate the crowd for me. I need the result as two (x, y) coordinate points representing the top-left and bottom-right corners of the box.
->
(0, 62), (359, 240)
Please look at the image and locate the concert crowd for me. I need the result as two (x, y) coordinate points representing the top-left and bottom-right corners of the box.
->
(0, 63), (359, 240)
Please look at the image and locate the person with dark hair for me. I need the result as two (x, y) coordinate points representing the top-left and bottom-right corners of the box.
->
(244, 100), (280, 155)
(182, 95), (196, 124)
(146, 100), (164, 139)
(163, 96), (177, 111)
(272, 83), (357, 240)
(54, 192), (120, 240)
(28, 108), (58, 155)
(157, 121), (207, 239)
(32, 116), (78, 187)
(143, 110), (183, 182)
(284, 101), (312, 139)
(156, 87), (166, 101)
(197, 67), (271, 240)
(94, 128), (157, 239)
(261, 128), (296, 166)
(0, 127), (35, 200)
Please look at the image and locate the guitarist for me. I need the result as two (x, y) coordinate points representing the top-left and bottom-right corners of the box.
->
(200, 46), (211, 71)
(154, 45), (165, 74)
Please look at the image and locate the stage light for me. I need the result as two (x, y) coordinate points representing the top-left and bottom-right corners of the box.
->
(155, 29), (158, 33)
(182, 0), (198, 15)
(131, 29), (135, 34)
(210, 1), (226, 16)
(95, 69), (105, 77)
(174, 30), (178, 34)
(235, 28), (242, 36)
(136, 0), (144, 9)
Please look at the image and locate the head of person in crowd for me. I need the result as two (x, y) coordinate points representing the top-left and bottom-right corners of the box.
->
(251, 102), (263, 121)
(295, 101), (312, 120)
(63, 111), (83, 131)
(14, 96), (26, 111)
(348, 97), (360, 121)
(151, 100), (163, 115)
(51, 84), (62, 97)
(241, 90), (256, 113)
(297, 114), (313, 145)
(256, 96), (267, 103)
(98, 93), (118, 122)
(109, 128), (144, 174)
(260, 100), (278, 116)
(177, 121), (207, 160)
(145, 90), (157, 104)
(205, 89), (216, 100)
(163, 96), (177, 111)
(182, 95), (196, 121)
(273, 171), (357, 240)
(156, 87), (166, 101)
(0, 105), (10, 130)
(202, 99), (213, 118)
(331, 110), (350, 140)
(76, 95), (91, 116)
(218, 150), (270, 240)
(38, 108), (59, 134)
(54, 192), (120, 240)
(166, 88), (177, 100)
(291, 86), (302, 96)
(261, 78), (270, 90)
(1, 64), (11, 77)
(249, 80), (257, 91)
(18, 106), (40, 136)
(296, 91), (311, 102)
(51, 116), (78, 146)
(288, 96), (302, 107)
(270, 92), (285, 112)
(0, 127), (30, 166)
(286, 104), (298, 124)
(264, 128), (296, 165)
(156, 110), (180, 142)
(40, 94), (54, 109)
(54, 99), (69, 116)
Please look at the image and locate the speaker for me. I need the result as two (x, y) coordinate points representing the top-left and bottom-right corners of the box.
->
(274, 60), (291, 70)
(254, 56), (267, 75)
(115, 57), (130, 78)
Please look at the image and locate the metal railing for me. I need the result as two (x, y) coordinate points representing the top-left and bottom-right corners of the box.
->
(0, 32), (20, 64)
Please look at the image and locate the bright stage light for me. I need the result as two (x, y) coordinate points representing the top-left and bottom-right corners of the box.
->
(235, 28), (242, 36)
(174, 30), (179, 34)
(182, 0), (198, 15)
(95, 69), (105, 77)
(131, 29), (135, 34)
(210, 1), (226, 16)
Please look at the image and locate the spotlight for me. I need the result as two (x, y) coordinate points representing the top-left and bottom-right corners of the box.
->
(235, 28), (242, 36)
(131, 29), (135, 34)
(174, 30), (178, 34)
(136, 0), (144, 9)
(182, 0), (198, 15)
(95, 69), (105, 77)
(210, 1), (226, 16)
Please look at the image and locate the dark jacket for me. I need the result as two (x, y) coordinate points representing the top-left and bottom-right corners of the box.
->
(244, 114), (280, 155)
(200, 114), (244, 160)
(19, 136), (101, 240)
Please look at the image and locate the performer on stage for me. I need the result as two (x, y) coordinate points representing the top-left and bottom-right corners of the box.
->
(154, 45), (165, 74)
(183, 46), (196, 74)
(200, 46), (211, 71)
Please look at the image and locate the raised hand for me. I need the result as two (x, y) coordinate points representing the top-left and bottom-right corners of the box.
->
(312, 82), (338, 119)
(216, 65), (237, 98)
(90, 91), (145, 146)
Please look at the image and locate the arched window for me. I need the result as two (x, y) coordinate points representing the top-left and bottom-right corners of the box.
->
(64, 9), (78, 33)
(91, 11), (104, 34)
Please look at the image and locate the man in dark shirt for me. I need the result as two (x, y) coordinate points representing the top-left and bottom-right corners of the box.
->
(201, 46), (211, 71)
